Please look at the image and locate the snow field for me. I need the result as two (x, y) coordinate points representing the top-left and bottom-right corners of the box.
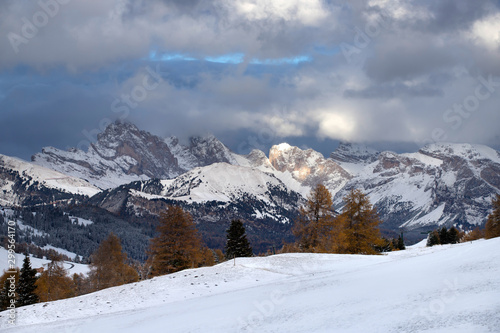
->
(0, 247), (89, 277)
(1, 238), (499, 332)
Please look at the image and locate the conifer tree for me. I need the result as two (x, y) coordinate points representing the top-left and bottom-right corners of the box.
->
(427, 230), (440, 247)
(225, 220), (253, 258)
(148, 205), (203, 276)
(447, 227), (459, 244)
(89, 233), (138, 291)
(35, 256), (74, 302)
(396, 234), (406, 250)
(439, 227), (450, 244)
(16, 255), (39, 307)
(340, 189), (382, 254)
(485, 194), (500, 239)
(0, 269), (19, 311)
(293, 184), (336, 251)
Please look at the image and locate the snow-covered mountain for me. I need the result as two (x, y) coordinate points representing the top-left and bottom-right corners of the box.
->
(165, 135), (240, 171)
(330, 141), (380, 164)
(31, 121), (183, 189)
(268, 143), (351, 196)
(0, 154), (100, 206)
(32, 121), (245, 189)
(5, 121), (499, 240)
(333, 143), (500, 235)
(91, 163), (304, 224)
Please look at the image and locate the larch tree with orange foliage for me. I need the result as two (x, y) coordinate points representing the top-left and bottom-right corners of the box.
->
(293, 183), (340, 252)
(485, 194), (500, 239)
(35, 255), (74, 302)
(148, 205), (204, 277)
(89, 233), (139, 291)
(340, 189), (382, 254)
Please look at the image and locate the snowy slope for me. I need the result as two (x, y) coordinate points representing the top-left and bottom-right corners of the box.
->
(333, 143), (500, 234)
(0, 247), (89, 276)
(3, 238), (499, 332)
(0, 154), (100, 206)
(159, 162), (299, 203)
(32, 122), (181, 189)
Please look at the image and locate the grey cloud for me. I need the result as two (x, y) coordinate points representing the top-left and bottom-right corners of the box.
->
(344, 83), (443, 99)
(1, 0), (500, 160)
(363, 36), (454, 83)
(407, 0), (493, 34)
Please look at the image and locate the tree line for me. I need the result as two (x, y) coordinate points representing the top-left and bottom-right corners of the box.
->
(2, 190), (499, 310)
(0, 207), (254, 309)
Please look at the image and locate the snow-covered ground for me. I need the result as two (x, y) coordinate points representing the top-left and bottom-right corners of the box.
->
(0, 247), (89, 276)
(1, 238), (499, 332)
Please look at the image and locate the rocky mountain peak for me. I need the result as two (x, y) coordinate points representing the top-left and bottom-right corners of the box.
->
(419, 143), (500, 163)
(330, 142), (380, 164)
(269, 143), (351, 193)
(32, 121), (182, 189)
(165, 134), (238, 171)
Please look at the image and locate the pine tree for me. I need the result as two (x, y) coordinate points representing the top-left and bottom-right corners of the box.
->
(340, 189), (382, 254)
(448, 227), (459, 244)
(293, 183), (336, 252)
(16, 255), (39, 307)
(89, 233), (139, 291)
(427, 230), (440, 247)
(439, 227), (450, 244)
(0, 269), (19, 311)
(148, 205), (204, 277)
(396, 234), (406, 250)
(225, 220), (253, 258)
(485, 194), (500, 239)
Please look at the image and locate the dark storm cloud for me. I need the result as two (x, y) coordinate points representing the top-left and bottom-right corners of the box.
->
(0, 0), (500, 160)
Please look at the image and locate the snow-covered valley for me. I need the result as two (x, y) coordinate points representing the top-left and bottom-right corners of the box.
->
(2, 238), (499, 332)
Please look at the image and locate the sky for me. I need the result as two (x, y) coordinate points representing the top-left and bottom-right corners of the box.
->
(1, 0), (500, 160)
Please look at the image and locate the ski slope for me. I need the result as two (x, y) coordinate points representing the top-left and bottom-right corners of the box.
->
(2, 239), (499, 332)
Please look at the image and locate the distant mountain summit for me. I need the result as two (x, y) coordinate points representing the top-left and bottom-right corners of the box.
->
(330, 142), (380, 164)
(268, 143), (351, 194)
(165, 135), (239, 171)
(333, 142), (500, 235)
(32, 121), (241, 189)
(2, 121), (496, 243)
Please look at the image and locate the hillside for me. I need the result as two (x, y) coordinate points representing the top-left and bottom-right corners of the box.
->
(0, 154), (100, 206)
(2, 121), (499, 251)
(3, 238), (499, 332)
(0, 247), (89, 276)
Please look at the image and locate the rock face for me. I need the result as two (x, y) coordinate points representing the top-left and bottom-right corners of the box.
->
(18, 121), (500, 240)
(165, 135), (239, 171)
(31, 121), (181, 189)
(32, 122), (241, 189)
(330, 142), (380, 164)
(269, 143), (351, 195)
(333, 143), (500, 240)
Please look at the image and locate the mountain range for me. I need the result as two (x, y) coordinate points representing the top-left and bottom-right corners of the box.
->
(2, 120), (499, 253)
